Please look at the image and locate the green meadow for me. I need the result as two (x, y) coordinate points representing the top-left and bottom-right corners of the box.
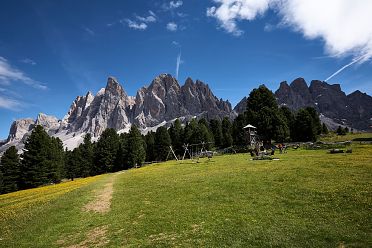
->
(1, 135), (371, 247)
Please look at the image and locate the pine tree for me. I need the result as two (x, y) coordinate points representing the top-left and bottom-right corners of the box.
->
(127, 126), (146, 167)
(0, 146), (20, 194)
(94, 128), (120, 174)
(21, 125), (53, 189)
(197, 120), (214, 150)
(245, 85), (289, 143)
(209, 119), (223, 148)
(232, 114), (247, 146)
(293, 109), (317, 141)
(155, 126), (172, 161)
(221, 117), (233, 148)
(47, 137), (64, 183)
(305, 107), (322, 135)
(64, 148), (81, 180)
(280, 106), (295, 140)
(183, 119), (199, 145)
(144, 131), (156, 162)
(169, 119), (184, 156)
(79, 133), (94, 176)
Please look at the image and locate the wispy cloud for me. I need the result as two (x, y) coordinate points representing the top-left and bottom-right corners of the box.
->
(123, 19), (148, 30)
(122, 10), (157, 31)
(83, 26), (95, 36)
(0, 56), (47, 90)
(325, 55), (369, 82)
(176, 51), (182, 79)
(163, 1), (183, 11)
(166, 22), (178, 31)
(20, 58), (36, 65)
(0, 95), (22, 111)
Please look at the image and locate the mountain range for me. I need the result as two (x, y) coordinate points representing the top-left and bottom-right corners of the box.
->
(1, 74), (371, 153)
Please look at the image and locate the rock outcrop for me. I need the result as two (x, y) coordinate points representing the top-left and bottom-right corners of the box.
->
(1, 74), (234, 153)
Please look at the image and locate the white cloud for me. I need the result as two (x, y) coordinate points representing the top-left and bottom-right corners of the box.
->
(167, 22), (178, 31)
(135, 11), (157, 23)
(207, 0), (372, 61)
(0, 56), (47, 90)
(0, 96), (21, 110)
(163, 1), (183, 11)
(123, 19), (148, 30)
(170, 1), (183, 9)
(21, 58), (36, 65)
(207, 0), (271, 36)
(83, 26), (95, 36)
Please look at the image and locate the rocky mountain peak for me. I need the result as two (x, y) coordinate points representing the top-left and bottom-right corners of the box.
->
(290, 77), (309, 92)
(105, 76), (128, 98)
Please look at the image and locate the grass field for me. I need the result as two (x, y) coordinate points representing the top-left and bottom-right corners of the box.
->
(1, 141), (371, 247)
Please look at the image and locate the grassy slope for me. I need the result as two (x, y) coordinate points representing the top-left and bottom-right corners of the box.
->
(1, 143), (371, 247)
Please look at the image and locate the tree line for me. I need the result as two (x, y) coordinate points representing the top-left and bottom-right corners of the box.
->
(0, 84), (325, 194)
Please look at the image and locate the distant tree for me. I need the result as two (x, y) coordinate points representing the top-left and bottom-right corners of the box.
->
(197, 120), (214, 150)
(144, 131), (156, 162)
(93, 128), (119, 174)
(322, 123), (329, 134)
(0, 170), (3, 194)
(155, 126), (172, 161)
(169, 119), (184, 156)
(0, 146), (20, 194)
(46, 137), (64, 183)
(245, 85), (289, 143)
(232, 114), (247, 146)
(221, 117), (233, 148)
(127, 126), (146, 167)
(183, 119), (199, 145)
(64, 148), (81, 181)
(79, 133), (94, 176)
(293, 109), (317, 141)
(336, 125), (346, 136)
(21, 125), (53, 189)
(304, 107), (322, 135)
(209, 119), (223, 148)
(280, 106), (295, 140)
(344, 127), (349, 133)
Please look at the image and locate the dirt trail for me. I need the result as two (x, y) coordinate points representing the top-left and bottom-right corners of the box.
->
(83, 175), (115, 213)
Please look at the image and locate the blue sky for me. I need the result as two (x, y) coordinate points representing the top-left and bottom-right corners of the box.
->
(1, 0), (371, 139)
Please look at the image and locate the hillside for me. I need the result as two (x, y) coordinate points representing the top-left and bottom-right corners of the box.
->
(1, 143), (371, 247)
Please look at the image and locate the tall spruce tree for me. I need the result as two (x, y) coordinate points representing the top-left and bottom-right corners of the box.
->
(209, 119), (223, 148)
(79, 133), (94, 176)
(155, 126), (172, 161)
(322, 123), (329, 134)
(245, 85), (289, 143)
(293, 109), (317, 141)
(221, 117), (233, 148)
(93, 128), (119, 174)
(197, 120), (214, 150)
(169, 119), (184, 156)
(144, 131), (156, 162)
(127, 125), (146, 167)
(64, 148), (81, 180)
(232, 114), (247, 146)
(47, 137), (64, 183)
(21, 125), (53, 189)
(0, 146), (20, 194)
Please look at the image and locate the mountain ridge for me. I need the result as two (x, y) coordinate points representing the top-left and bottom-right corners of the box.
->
(1, 75), (371, 153)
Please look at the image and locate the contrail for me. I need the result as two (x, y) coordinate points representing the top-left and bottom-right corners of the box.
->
(325, 54), (367, 82)
(176, 51), (181, 80)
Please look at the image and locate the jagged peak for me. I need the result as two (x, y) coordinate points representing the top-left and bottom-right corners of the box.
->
(149, 73), (180, 91)
(290, 77), (308, 88)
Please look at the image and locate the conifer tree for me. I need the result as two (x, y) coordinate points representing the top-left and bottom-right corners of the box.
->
(127, 125), (146, 167)
(221, 117), (233, 148)
(232, 114), (247, 146)
(144, 131), (156, 162)
(155, 126), (172, 161)
(47, 137), (64, 183)
(64, 148), (81, 180)
(94, 128), (119, 174)
(79, 133), (94, 176)
(209, 119), (223, 148)
(0, 146), (20, 194)
(245, 85), (289, 143)
(293, 109), (317, 141)
(21, 125), (53, 189)
(169, 119), (183, 156)
(197, 120), (214, 149)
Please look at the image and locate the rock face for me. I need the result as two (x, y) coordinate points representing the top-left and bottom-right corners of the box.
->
(235, 78), (372, 131)
(1, 74), (234, 153)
